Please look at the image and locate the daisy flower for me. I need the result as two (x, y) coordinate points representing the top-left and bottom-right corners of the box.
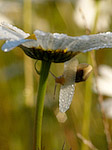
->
(1, 22), (112, 63)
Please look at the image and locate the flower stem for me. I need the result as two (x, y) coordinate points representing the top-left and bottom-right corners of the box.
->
(33, 60), (51, 150)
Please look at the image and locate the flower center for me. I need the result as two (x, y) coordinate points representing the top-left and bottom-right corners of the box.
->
(19, 45), (80, 63)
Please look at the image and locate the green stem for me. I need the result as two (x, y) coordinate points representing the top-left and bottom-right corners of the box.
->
(33, 61), (51, 150)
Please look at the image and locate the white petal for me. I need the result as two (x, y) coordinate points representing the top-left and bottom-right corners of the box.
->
(59, 84), (75, 112)
(51, 33), (67, 50)
(34, 30), (68, 50)
(0, 22), (29, 40)
(34, 30), (51, 49)
(2, 39), (32, 52)
(67, 32), (112, 52)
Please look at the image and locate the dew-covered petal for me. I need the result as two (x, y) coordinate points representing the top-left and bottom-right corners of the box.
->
(59, 36), (77, 50)
(67, 32), (112, 52)
(2, 39), (33, 52)
(59, 84), (75, 112)
(59, 57), (79, 112)
(51, 33), (67, 50)
(0, 22), (29, 40)
(34, 30), (68, 50)
(34, 30), (66, 50)
(34, 30), (51, 49)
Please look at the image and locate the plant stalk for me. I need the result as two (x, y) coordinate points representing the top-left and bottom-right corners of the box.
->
(33, 60), (51, 150)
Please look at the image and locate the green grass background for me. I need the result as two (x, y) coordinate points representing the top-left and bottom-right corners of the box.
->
(0, 0), (112, 150)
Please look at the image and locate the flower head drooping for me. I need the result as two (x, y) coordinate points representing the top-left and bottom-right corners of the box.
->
(1, 22), (112, 63)
(55, 57), (92, 112)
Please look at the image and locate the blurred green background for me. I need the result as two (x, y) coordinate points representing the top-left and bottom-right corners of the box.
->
(0, 0), (112, 150)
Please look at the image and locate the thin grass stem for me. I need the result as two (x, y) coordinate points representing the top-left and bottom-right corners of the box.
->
(81, 1), (100, 150)
(23, 0), (34, 106)
(81, 52), (93, 150)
